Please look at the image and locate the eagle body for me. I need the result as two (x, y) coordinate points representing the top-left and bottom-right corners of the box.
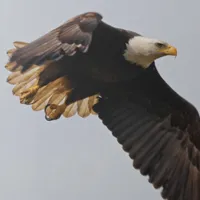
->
(5, 11), (200, 200)
(36, 22), (143, 104)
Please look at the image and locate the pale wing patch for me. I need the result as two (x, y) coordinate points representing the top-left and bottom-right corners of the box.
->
(6, 41), (99, 120)
(7, 65), (42, 85)
(44, 94), (99, 120)
(63, 103), (78, 118)
(88, 95), (98, 115)
(12, 73), (39, 97)
(31, 77), (67, 111)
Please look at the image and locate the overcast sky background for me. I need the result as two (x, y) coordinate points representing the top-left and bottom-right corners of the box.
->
(1, 0), (200, 200)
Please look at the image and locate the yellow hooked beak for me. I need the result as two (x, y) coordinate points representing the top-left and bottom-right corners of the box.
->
(159, 44), (177, 56)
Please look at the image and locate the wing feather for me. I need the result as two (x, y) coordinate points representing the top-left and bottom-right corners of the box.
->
(94, 98), (200, 200)
(6, 12), (103, 73)
(6, 42), (98, 118)
(63, 103), (78, 118)
(77, 98), (91, 118)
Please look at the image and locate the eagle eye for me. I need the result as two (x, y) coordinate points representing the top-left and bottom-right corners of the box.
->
(156, 42), (165, 48)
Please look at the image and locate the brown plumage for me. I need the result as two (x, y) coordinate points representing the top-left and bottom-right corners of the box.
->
(5, 11), (200, 200)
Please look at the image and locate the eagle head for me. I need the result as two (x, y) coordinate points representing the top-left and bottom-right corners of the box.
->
(124, 36), (177, 68)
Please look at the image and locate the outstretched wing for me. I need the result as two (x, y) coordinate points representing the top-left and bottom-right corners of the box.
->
(6, 42), (98, 120)
(5, 12), (104, 120)
(6, 12), (103, 72)
(95, 98), (200, 200)
(94, 67), (200, 200)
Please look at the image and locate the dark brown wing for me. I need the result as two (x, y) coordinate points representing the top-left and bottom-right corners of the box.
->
(6, 12), (102, 73)
(7, 44), (99, 119)
(94, 65), (200, 200)
(5, 12), (104, 120)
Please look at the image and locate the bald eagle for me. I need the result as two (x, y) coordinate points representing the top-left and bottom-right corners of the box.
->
(5, 12), (200, 200)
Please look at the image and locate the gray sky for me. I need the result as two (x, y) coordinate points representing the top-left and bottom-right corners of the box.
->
(1, 0), (200, 200)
